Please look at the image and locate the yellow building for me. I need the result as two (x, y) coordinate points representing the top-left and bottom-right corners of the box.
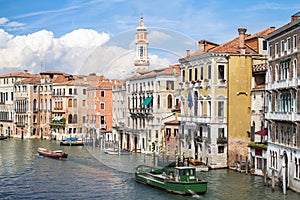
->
(179, 27), (274, 168)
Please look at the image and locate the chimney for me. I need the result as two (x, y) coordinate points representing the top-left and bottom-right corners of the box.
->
(238, 28), (247, 54)
(186, 50), (190, 57)
(291, 12), (300, 22)
(24, 69), (28, 73)
(198, 40), (207, 52)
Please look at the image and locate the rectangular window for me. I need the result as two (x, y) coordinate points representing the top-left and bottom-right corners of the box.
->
(281, 40), (285, 54)
(182, 69), (185, 82)
(166, 128), (171, 138)
(166, 81), (174, 90)
(189, 68), (192, 82)
(208, 65), (211, 79)
(262, 40), (267, 50)
(269, 45), (272, 58)
(293, 34), (297, 50)
(74, 88), (77, 95)
(200, 66), (204, 80)
(218, 65), (225, 79)
(287, 37), (291, 52)
(100, 116), (105, 125)
(218, 101), (224, 117)
(194, 68), (198, 80)
(100, 102), (105, 110)
(69, 88), (72, 95)
(174, 129), (178, 137)
(100, 91), (105, 97)
(83, 89), (86, 95)
(218, 146), (224, 153)
(275, 43), (279, 57)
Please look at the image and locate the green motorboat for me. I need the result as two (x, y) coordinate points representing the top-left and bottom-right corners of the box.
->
(135, 165), (207, 195)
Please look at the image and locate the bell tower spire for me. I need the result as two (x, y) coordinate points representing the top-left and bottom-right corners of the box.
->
(134, 15), (149, 72)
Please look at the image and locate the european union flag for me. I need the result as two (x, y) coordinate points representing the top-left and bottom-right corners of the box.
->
(188, 90), (193, 109)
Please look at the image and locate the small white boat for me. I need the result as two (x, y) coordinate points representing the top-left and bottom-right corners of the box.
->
(104, 148), (132, 155)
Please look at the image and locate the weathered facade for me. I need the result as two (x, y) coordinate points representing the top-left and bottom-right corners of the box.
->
(265, 12), (300, 193)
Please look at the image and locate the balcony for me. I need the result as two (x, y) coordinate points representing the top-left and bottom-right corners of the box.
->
(217, 137), (227, 144)
(266, 78), (299, 90)
(265, 112), (300, 122)
(179, 115), (211, 124)
(248, 142), (267, 150)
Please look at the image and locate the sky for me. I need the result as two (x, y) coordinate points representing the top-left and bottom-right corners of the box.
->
(0, 0), (299, 78)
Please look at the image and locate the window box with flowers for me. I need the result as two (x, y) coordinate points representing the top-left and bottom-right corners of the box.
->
(191, 80), (196, 84)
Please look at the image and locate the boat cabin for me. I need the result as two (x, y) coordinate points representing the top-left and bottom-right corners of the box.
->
(174, 166), (196, 182)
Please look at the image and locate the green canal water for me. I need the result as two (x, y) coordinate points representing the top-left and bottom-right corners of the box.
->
(1, 139), (300, 199)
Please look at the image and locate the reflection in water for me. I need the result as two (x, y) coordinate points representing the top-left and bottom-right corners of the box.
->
(0, 139), (300, 200)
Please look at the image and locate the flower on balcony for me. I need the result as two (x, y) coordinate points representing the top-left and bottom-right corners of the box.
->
(220, 79), (226, 83)
(185, 81), (189, 84)
(191, 80), (196, 84)
(179, 82), (183, 85)
(196, 80), (201, 83)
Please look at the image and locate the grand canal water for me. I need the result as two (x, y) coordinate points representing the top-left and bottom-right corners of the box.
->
(1, 139), (300, 200)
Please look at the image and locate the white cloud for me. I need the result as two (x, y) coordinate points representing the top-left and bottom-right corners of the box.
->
(6, 21), (25, 27)
(0, 28), (110, 74)
(148, 30), (171, 41)
(0, 17), (9, 25)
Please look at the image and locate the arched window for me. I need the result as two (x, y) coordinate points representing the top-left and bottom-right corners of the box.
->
(157, 95), (160, 109)
(294, 59), (297, 79)
(74, 114), (77, 123)
(68, 99), (72, 107)
(33, 99), (37, 111)
(68, 114), (72, 123)
(73, 99), (77, 108)
(167, 94), (172, 109)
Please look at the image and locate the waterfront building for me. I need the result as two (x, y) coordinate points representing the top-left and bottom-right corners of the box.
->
(14, 74), (46, 139)
(125, 64), (181, 154)
(0, 70), (33, 137)
(265, 12), (300, 193)
(51, 73), (92, 140)
(112, 81), (127, 149)
(86, 78), (117, 147)
(178, 27), (274, 169)
(116, 16), (181, 154)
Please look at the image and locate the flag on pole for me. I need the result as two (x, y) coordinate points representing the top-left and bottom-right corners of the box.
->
(188, 90), (193, 109)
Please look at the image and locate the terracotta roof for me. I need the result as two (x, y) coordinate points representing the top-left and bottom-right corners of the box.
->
(0, 71), (34, 78)
(182, 27), (275, 57)
(164, 119), (180, 125)
(128, 64), (180, 79)
(16, 74), (41, 84)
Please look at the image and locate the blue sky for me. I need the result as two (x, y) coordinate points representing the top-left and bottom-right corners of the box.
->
(0, 0), (299, 78)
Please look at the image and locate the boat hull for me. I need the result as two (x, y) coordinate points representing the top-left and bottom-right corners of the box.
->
(135, 165), (207, 195)
(37, 148), (68, 159)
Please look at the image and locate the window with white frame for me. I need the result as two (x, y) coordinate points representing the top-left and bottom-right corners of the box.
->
(189, 68), (192, 82)
(269, 45), (272, 59)
(100, 102), (105, 110)
(287, 37), (291, 53)
(293, 34), (297, 50)
(281, 40), (285, 55)
(293, 59), (297, 79)
(218, 65), (225, 80)
(218, 101), (224, 117)
(275, 43), (279, 57)
(194, 67), (198, 80)
(208, 65), (211, 79)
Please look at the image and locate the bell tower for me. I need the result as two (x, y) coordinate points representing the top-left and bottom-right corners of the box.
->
(134, 16), (149, 72)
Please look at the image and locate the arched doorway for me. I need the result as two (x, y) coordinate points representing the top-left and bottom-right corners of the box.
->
(282, 151), (288, 188)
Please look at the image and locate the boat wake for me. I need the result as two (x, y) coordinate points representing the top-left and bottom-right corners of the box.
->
(85, 146), (155, 173)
